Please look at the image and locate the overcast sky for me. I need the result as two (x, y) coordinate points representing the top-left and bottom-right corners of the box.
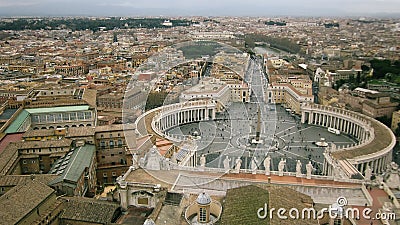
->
(0, 0), (399, 17)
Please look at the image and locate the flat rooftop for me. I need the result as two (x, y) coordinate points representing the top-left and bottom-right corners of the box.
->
(332, 118), (394, 160)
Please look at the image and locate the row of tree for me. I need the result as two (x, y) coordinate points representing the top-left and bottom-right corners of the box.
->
(265, 20), (287, 26)
(244, 33), (301, 54)
(370, 59), (400, 80)
(333, 59), (400, 90)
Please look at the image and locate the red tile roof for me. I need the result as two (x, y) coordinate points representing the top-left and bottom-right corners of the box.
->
(0, 132), (24, 154)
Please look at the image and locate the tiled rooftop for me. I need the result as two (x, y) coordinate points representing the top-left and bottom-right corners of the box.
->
(0, 179), (55, 225)
(60, 196), (120, 224)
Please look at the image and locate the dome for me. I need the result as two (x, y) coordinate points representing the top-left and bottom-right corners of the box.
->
(196, 192), (211, 205)
(143, 219), (156, 225)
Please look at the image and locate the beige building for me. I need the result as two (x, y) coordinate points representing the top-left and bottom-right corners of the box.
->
(180, 77), (250, 111)
(267, 75), (314, 114)
(339, 89), (399, 119)
(97, 87), (146, 110)
(391, 110), (400, 132)
(362, 93), (398, 118)
(17, 139), (73, 174)
(318, 86), (340, 107)
(95, 124), (134, 186)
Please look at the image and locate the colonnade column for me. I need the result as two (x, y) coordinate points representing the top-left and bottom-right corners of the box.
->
(360, 163), (365, 174)
(308, 112), (314, 125)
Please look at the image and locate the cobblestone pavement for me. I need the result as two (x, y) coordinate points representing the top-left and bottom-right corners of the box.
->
(168, 60), (355, 175)
(167, 103), (356, 175)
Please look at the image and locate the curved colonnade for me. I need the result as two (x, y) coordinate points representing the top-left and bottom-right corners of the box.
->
(135, 101), (395, 180)
(301, 103), (396, 178)
(135, 100), (217, 143)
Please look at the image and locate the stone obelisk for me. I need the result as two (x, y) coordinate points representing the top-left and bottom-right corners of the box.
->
(256, 105), (261, 142)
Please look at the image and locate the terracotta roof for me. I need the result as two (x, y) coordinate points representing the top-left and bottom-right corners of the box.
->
(23, 129), (56, 138)
(60, 197), (120, 224)
(0, 179), (55, 225)
(220, 185), (317, 225)
(16, 139), (72, 149)
(0, 174), (59, 187)
(95, 124), (135, 133)
(66, 127), (95, 137)
(82, 88), (97, 107)
(220, 185), (270, 225)
(0, 133), (24, 154)
(0, 143), (18, 175)
(362, 99), (398, 108)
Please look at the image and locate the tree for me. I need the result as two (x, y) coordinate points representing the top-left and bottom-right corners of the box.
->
(145, 91), (168, 111)
(361, 65), (370, 72)
(349, 74), (355, 84)
(376, 116), (391, 127)
(370, 59), (400, 79)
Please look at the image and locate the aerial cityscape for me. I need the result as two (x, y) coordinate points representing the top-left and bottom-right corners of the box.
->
(0, 1), (400, 225)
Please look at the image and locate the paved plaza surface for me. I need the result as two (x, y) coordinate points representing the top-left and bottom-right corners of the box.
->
(167, 103), (356, 174)
(166, 58), (356, 175)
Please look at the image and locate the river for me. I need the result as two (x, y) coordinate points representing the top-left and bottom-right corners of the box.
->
(253, 46), (281, 56)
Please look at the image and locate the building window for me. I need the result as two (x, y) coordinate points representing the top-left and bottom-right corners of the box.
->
(118, 139), (123, 147)
(84, 112), (91, 119)
(199, 207), (207, 222)
(23, 160), (27, 164)
(103, 173), (107, 177)
(31, 160), (35, 164)
(40, 114), (46, 122)
(32, 115), (39, 123)
(100, 141), (106, 149)
(70, 113), (76, 120)
(109, 140), (114, 149)
(62, 113), (69, 121)
(77, 112), (85, 120)
(48, 114), (54, 122)
(112, 172), (117, 176)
